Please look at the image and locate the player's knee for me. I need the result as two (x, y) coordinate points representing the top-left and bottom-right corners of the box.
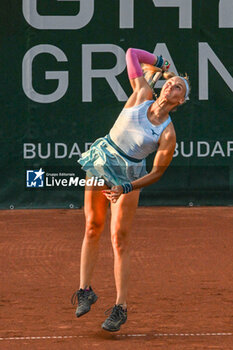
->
(111, 228), (130, 254)
(85, 220), (104, 240)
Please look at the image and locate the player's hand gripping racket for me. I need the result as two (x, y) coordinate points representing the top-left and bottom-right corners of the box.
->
(151, 60), (170, 85)
(142, 60), (170, 90)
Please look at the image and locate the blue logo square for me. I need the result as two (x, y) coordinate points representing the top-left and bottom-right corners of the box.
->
(26, 169), (45, 188)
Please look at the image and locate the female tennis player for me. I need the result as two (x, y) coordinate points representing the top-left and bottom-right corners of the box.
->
(71, 47), (190, 332)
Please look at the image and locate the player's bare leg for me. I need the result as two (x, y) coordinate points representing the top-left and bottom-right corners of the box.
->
(110, 190), (140, 307)
(72, 179), (109, 317)
(102, 190), (140, 331)
(80, 180), (109, 289)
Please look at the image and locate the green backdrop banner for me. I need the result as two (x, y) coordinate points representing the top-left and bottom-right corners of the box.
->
(0, 1), (233, 208)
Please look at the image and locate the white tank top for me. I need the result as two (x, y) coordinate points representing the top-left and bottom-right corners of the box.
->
(109, 100), (172, 160)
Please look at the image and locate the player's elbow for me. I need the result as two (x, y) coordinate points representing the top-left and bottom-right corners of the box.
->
(126, 48), (133, 62)
(126, 48), (134, 57)
(126, 48), (138, 65)
(150, 167), (165, 182)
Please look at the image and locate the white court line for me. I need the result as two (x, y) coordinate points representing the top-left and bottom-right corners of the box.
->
(117, 332), (233, 338)
(0, 332), (232, 341)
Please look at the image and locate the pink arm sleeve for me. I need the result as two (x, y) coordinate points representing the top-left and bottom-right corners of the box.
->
(126, 48), (156, 79)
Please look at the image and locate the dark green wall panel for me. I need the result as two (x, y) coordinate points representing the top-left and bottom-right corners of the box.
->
(0, 1), (232, 208)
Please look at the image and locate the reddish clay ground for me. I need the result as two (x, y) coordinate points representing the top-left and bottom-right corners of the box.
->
(0, 207), (233, 350)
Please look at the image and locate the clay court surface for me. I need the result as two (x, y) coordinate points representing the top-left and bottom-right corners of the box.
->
(0, 207), (233, 350)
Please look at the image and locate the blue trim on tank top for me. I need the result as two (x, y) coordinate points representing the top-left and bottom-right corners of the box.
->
(161, 116), (172, 131)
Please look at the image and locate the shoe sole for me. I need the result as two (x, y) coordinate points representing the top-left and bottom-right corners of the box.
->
(101, 319), (127, 332)
(102, 325), (121, 332)
(75, 295), (98, 318)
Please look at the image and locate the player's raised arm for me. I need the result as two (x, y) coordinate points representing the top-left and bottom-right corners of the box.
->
(125, 48), (170, 107)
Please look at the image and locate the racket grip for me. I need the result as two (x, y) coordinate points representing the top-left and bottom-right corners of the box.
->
(152, 71), (163, 84)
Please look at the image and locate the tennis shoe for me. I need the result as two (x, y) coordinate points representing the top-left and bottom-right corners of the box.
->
(71, 286), (98, 317)
(102, 304), (127, 332)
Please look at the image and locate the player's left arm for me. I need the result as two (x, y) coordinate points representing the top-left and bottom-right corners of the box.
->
(102, 125), (176, 201)
(131, 125), (176, 190)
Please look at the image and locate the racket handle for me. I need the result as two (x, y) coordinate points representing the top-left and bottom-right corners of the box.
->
(152, 71), (163, 84)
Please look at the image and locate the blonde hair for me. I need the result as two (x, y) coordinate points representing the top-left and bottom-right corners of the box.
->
(141, 63), (191, 100)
